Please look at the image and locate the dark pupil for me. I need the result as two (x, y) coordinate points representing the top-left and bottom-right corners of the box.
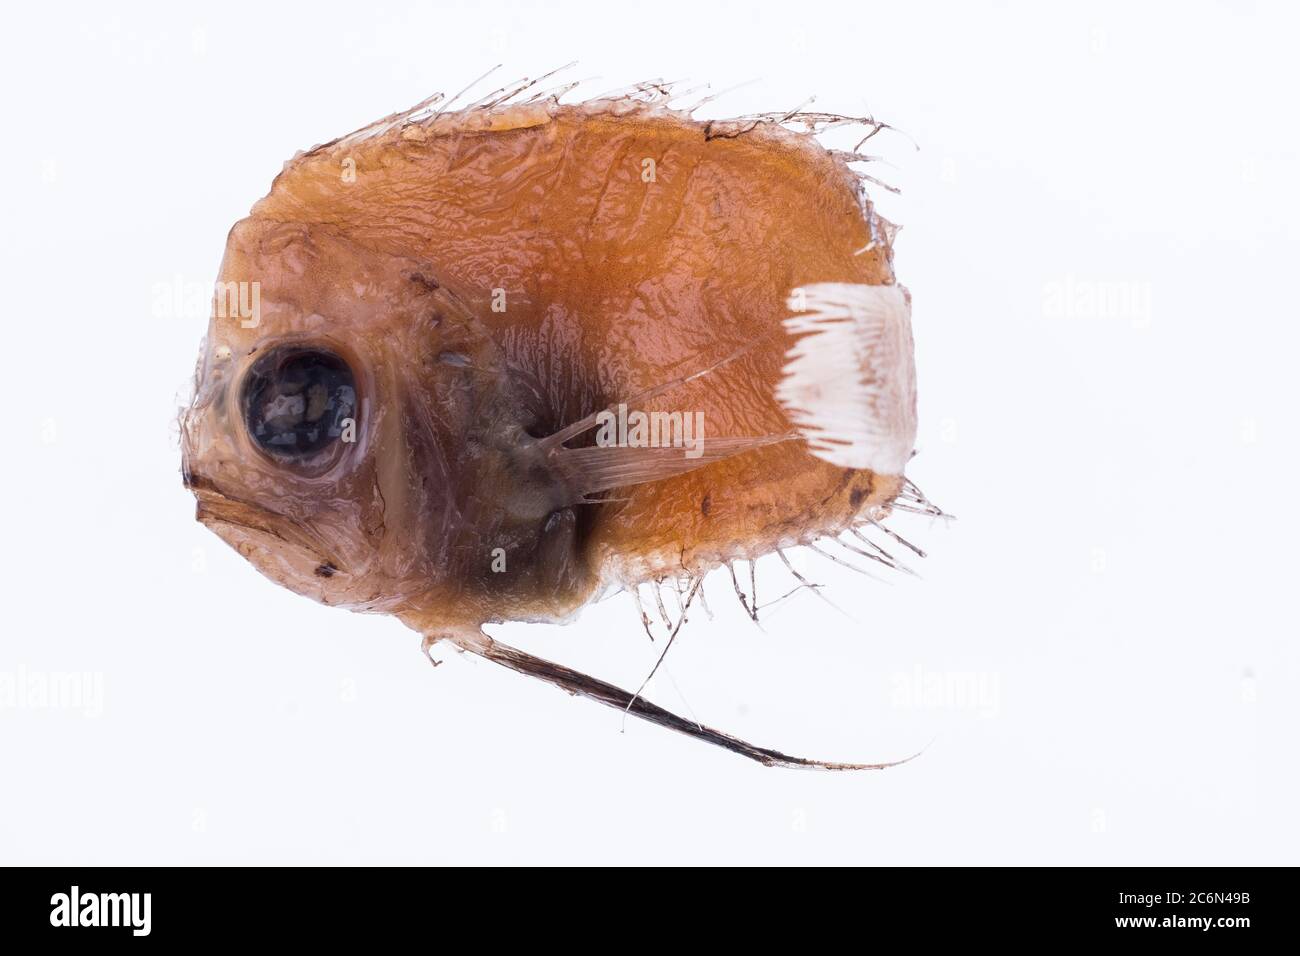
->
(242, 348), (356, 457)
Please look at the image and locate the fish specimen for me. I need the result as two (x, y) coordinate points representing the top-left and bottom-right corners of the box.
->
(181, 70), (944, 768)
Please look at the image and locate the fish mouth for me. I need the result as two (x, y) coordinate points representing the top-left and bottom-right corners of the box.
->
(184, 467), (349, 578)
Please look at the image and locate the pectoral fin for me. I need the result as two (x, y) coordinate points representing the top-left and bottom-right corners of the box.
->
(554, 435), (793, 500)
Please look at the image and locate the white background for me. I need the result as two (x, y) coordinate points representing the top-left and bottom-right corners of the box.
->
(1, 1), (1296, 865)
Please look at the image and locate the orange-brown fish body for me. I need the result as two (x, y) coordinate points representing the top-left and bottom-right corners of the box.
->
(183, 91), (911, 640)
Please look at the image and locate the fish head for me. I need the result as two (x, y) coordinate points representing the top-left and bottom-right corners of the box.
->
(180, 218), (582, 625)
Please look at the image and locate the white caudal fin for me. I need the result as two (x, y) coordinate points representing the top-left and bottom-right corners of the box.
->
(776, 282), (917, 475)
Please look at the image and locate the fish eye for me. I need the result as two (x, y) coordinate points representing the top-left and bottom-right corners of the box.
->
(241, 346), (356, 460)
